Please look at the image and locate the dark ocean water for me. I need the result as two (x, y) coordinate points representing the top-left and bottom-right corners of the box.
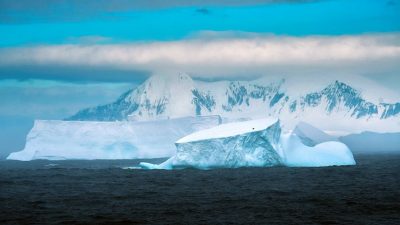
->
(0, 155), (399, 225)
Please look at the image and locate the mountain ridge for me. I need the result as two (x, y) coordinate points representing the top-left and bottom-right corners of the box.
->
(67, 73), (400, 132)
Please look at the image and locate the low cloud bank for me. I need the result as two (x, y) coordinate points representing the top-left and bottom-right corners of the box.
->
(1, 33), (399, 79)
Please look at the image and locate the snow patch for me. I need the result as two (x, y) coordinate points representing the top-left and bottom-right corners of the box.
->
(176, 118), (278, 143)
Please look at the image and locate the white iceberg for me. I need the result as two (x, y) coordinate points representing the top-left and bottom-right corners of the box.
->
(7, 116), (221, 161)
(141, 118), (283, 169)
(140, 118), (356, 169)
(293, 121), (338, 146)
(281, 133), (356, 167)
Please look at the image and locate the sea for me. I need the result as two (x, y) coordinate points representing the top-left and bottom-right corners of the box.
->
(0, 154), (399, 225)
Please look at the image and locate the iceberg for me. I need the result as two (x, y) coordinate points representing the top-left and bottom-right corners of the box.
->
(7, 116), (221, 161)
(293, 121), (338, 146)
(281, 133), (356, 167)
(140, 118), (283, 169)
(140, 118), (356, 169)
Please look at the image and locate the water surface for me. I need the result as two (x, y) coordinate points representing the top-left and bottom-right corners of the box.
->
(1, 155), (399, 225)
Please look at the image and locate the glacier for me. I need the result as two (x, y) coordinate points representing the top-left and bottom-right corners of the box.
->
(7, 116), (221, 161)
(139, 118), (356, 170)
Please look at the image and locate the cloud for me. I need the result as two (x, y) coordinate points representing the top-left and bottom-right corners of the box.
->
(196, 8), (211, 15)
(387, 0), (397, 6)
(66, 36), (113, 45)
(1, 32), (399, 80)
(0, 65), (149, 83)
(0, 0), (319, 23)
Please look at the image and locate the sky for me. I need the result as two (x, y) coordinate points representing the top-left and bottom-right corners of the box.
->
(0, 0), (399, 158)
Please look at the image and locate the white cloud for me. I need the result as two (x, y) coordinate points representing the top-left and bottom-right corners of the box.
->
(1, 32), (399, 78)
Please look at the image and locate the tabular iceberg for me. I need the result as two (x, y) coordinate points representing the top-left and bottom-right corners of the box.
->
(7, 116), (221, 161)
(140, 118), (356, 170)
(141, 118), (283, 169)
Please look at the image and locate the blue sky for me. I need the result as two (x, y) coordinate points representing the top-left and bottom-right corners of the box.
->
(0, 0), (399, 157)
(0, 0), (399, 47)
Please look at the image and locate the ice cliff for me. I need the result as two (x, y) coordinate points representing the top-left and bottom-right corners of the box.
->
(7, 116), (221, 161)
(140, 118), (356, 169)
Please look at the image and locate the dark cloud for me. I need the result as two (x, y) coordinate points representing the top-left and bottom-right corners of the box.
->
(0, 0), (318, 23)
(387, 0), (397, 6)
(0, 65), (149, 83)
(196, 8), (211, 15)
(2, 33), (399, 80)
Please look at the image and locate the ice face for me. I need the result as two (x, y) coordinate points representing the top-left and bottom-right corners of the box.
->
(141, 118), (284, 169)
(7, 116), (221, 161)
(140, 118), (356, 170)
(174, 119), (283, 169)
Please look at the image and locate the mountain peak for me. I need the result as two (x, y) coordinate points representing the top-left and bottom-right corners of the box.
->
(332, 80), (356, 92)
(67, 74), (400, 132)
(124, 72), (196, 120)
(145, 72), (193, 85)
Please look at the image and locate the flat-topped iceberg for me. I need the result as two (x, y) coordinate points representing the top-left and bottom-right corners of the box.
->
(7, 116), (221, 161)
(141, 118), (283, 169)
(140, 118), (356, 169)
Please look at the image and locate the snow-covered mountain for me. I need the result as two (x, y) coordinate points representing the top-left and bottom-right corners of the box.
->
(67, 73), (400, 133)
